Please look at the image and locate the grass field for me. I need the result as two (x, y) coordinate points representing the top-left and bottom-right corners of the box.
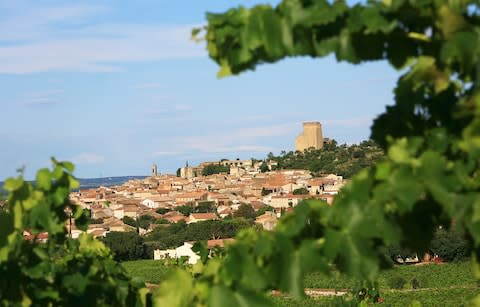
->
(123, 260), (480, 306)
(304, 262), (478, 289)
(272, 287), (479, 307)
(122, 259), (172, 284)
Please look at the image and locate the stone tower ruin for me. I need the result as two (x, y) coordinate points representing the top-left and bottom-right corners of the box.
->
(295, 122), (324, 152)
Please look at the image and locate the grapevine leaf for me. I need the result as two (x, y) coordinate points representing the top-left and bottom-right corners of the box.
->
(0, 211), (13, 248)
(36, 169), (52, 191)
(3, 177), (23, 192)
(153, 269), (193, 307)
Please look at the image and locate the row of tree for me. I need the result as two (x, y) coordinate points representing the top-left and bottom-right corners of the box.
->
(387, 228), (471, 263)
(201, 164), (230, 176)
(101, 218), (257, 261)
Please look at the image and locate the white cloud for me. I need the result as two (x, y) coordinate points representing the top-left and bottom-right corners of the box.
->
(206, 145), (278, 153)
(69, 153), (105, 164)
(153, 151), (182, 157)
(24, 97), (58, 106)
(0, 4), (108, 42)
(154, 123), (293, 157)
(146, 104), (192, 117)
(132, 83), (165, 89)
(22, 89), (64, 106)
(172, 104), (192, 111)
(321, 117), (372, 127)
(150, 95), (178, 102)
(0, 4), (205, 74)
(232, 124), (297, 138)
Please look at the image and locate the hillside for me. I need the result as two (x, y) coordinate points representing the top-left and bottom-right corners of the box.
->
(267, 140), (384, 178)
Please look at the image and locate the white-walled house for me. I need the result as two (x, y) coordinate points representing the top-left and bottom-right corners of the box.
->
(154, 242), (200, 265)
(113, 207), (125, 219)
(255, 211), (277, 231)
(142, 198), (157, 209)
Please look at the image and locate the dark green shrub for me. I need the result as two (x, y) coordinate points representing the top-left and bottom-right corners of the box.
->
(388, 276), (406, 289)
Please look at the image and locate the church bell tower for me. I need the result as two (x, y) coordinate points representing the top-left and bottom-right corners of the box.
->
(151, 163), (158, 177)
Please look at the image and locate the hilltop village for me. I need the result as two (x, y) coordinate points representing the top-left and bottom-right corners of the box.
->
(68, 122), (344, 239)
(70, 161), (344, 238)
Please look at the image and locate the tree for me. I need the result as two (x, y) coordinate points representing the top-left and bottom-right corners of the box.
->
(261, 140), (384, 178)
(201, 164), (230, 176)
(255, 205), (274, 217)
(292, 187), (309, 195)
(156, 207), (171, 215)
(145, 219), (252, 249)
(122, 216), (137, 228)
(233, 204), (256, 220)
(261, 187), (272, 196)
(155, 218), (171, 225)
(150, 1), (480, 305)
(101, 231), (146, 261)
(195, 201), (216, 213)
(260, 161), (269, 172)
(90, 217), (104, 224)
(430, 228), (471, 262)
(176, 205), (194, 216)
(138, 214), (156, 229)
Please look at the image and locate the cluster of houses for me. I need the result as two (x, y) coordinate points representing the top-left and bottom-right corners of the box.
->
(62, 162), (345, 262)
(70, 168), (342, 229)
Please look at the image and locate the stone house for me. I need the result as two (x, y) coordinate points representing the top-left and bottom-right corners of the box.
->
(187, 213), (218, 224)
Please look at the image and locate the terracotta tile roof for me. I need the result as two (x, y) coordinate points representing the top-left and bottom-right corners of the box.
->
(207, 238), (234, 249)
(190, 213), (217, 220)
(251, 201), (266, 210)
(90, 229), (106, 238)
(166, 215), (187, 223)
(255, 212), (277, 222)
(271, 194), (306, 199)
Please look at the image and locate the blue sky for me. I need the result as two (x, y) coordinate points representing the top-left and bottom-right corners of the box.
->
(0, 0), (399, 179)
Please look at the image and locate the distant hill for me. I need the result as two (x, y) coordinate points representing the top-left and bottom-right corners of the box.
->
(75, 176), (148, 189)
(0, 176), (148, 194)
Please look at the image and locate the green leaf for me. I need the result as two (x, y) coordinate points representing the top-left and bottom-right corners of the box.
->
(192, 241), (209, 264)
(0, 211), (14, 248)
(209, 285), (270, 307)
(53, 187), (69, 206)
(426, 128), (449, 153)
(3, 177), (23, 192)
(217, 60), (232, 78)
(29, 204), (51, 231)
(209, 285), (235, 307)
(440, 31), (480, 73)
(68, 176), (80, 190)
(153, 269), (193, 307)
(276, 236), (304, 298)
(234, 289), (271, 307)
(33, 246), (49, 260)
(374, 162), (391, 181)
(260, 10), (285, 58)
(63, 273), (89, 295)
(61, 161), (75, 173)
(473, 199), (480, 224)
(36, 168), (52, 191)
